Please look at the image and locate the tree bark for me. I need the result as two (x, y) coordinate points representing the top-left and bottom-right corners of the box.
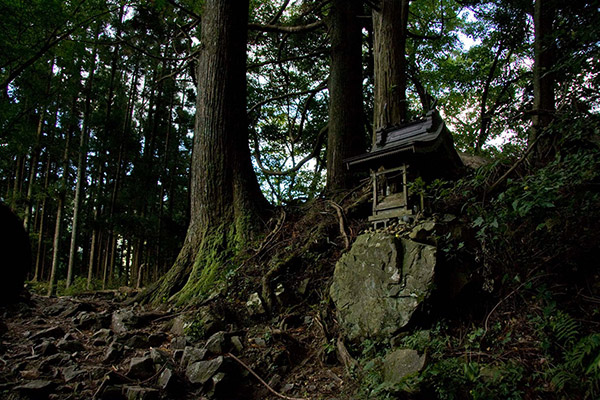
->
(530, 0), (556, 160)
(66, 39), (98, 289)
(141, 0), (270, 304)
(326, 0), (366, 193)
(372, 0), (410, 139)
(47, 131), (71, 297)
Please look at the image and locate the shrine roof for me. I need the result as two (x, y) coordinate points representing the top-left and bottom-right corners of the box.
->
(345, 110), (462, 171)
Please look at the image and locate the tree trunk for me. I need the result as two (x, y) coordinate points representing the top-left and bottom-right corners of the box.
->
(23, 110), (46, 231)
(33, 156), (51, 282)
(531, 0), (556, 160)
(47, 132), (71, 297)
(372, 0), (410, 139)
(326, 0), (366, 193)
(66, 42), (97, 289)
(141, 0), (270, 304)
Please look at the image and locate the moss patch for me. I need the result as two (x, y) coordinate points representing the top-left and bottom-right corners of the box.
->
(171, 223), (240, 305)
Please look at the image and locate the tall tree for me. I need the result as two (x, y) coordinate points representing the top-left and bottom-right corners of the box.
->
(372, 0), (410, 136)
(144, 0), (270, 304)
(326, 0), (366, 192)
(530, 0), (555, 159)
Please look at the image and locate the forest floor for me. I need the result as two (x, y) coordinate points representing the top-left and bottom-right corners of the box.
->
(0, 287), (350, 400)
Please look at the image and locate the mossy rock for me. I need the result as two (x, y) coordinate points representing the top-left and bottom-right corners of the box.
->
(330, 233), (436, 341)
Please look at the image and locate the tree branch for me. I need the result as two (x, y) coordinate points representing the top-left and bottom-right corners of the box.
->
(253, 125), (328, 176)
(248, 48), (329, 69)
(248, 83), (327, 115)
(407, 0), (446, 41)
(165, 0), (202, 20)
(1, 7), (115, 94)
(248, 20), (326, 34)
(116, 35), (199, 62)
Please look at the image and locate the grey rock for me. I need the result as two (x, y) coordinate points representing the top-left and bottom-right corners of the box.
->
(35, 340), (57, 356)
(186, 356), (224, 385)
(157, 368), (175, 390)
(409, 221), (437, 242)
(268, 374), (281, 389)
(170, 315), (186, 336)
(170, 336), (187, 350)
(125, 386), (159, 400)
(97, 384), (126, 400)
(181, 346), (207, 369)
(172, 349), (184, 363)
(150, 347), (170, 366)
(57, 337), (86, 353)
(31, 326), (65, 340)
(61, 365), (84, 383)
(111, 309), (137, 334)
(330, 232), (437, 341)
(208, 372), (229, 398)
(125, 334), (149, 349)
(382, 349), (426, 385)
(74, 311), (103, 330)
(40, 353), (70, 371)
(148, 333), (167, 347)
(281, 383), (294, 394)
(230, 336), (243, 353)
(297, 278), (310, 296)
(43, 299), (73, 316)
(59, 301), (95, 318)
(204, 331), (227, 354)
(246, 292), (265, 315)
(103, 341), (124, 364)
(15, 380), (56, 396)
(92, 328), (113, 346)
(127, 356), (155, 380)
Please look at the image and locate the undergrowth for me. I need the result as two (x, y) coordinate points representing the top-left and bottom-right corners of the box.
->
(354, 113), (600, 399)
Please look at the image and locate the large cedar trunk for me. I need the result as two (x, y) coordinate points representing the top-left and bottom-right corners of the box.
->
(372, 0), (410, 140)
(142, 0), (269, 304)
(531, 0), (556, 161)
(326, 0), (366, 192)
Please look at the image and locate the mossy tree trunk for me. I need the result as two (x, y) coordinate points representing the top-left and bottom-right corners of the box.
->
(372, 0), (410, 141)
(326, 0), (366, 193)
(143, 0), (270, 304)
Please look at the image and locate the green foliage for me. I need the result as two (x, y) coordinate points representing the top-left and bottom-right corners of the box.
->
(27, 276), (104, 296)
(184, 316), (205, 342)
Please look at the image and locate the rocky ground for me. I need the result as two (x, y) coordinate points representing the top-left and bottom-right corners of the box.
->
(0, 290), (348, 400)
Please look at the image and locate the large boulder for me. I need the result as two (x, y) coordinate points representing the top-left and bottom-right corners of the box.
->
(330, 233), (436, 341)
(0, 202), (31, 304)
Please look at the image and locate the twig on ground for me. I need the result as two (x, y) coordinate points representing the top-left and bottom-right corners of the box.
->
(225, 352), (308, 400)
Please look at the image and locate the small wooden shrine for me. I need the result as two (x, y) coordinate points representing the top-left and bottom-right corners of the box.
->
(345, 110), (463, 226)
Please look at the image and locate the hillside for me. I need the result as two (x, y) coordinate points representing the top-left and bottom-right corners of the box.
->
(2, 119), (600, 399)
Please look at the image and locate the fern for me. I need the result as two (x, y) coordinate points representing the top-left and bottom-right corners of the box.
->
(549, 367), (578, 391)
(569, 333), (600, 375)
(549, 332), (600, 397)
(551, 310), (580, 346)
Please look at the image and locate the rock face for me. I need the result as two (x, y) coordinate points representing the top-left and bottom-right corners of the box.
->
(382, 349), (426, 385)
(0, 202), (31, 304)
(330, 232), (436, 341)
